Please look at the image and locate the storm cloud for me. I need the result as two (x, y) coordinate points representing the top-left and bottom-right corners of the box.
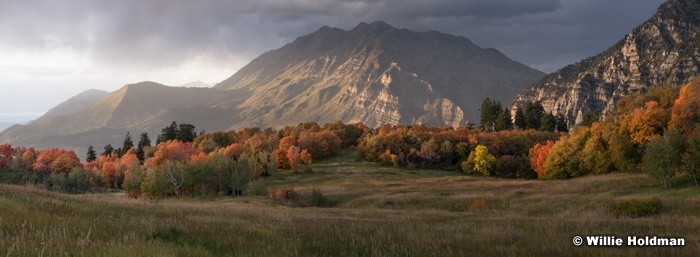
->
(0, 0), (666, 123)
(0, 0), (664, 71)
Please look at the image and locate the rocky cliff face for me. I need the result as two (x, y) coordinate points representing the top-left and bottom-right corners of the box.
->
(512, 0), (700, 126)
(216, 21), (544, 128)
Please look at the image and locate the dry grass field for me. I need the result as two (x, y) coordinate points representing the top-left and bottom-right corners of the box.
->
(1, 151), (699, 256)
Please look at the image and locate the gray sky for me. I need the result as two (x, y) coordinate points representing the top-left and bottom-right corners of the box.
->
(0, 0), (665, 123)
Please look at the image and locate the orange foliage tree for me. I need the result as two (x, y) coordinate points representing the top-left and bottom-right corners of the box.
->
(669, 78), (700, 133)
(529, 140), (555, 176)
(145, 140), (200, 167)
(33, 148), (80, 174)
(628, 101), (669, 145)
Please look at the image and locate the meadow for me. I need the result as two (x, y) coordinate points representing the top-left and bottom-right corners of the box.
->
(1, 151), (699, 256)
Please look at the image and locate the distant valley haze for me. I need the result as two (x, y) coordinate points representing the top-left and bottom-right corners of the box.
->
(0, 0), (664, 125)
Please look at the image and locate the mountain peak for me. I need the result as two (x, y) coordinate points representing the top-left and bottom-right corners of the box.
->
(351, 21), (396, 33)
(512, 0), (700, 127)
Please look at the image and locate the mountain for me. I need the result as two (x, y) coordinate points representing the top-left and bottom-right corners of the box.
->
(0, 122), (14, 133)
(178, 81), (211, 88)
(512, 0), (700, 126)
(0, 82), (232, 158)
(1, 21), (544, 157)
(216, 21), (544, 128)
(37, 89), (109, 121)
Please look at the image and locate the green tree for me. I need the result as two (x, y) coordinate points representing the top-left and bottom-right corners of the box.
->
(514, 107), (527, 129)
(157, 121), (179, 144)
(177, 123), (197, 142)
(136, 132), (151, 164)
(556, 114), (568, 132)
(540, 112), (556, 132)
(102, 144), (114, 157)
(86, 145), (97, 162)
(494, 107), (513, 131)
(683, 129), (700, 187)
(122, 132), (134, 155)
(580, 110), (600, 127)
(524, 101), (544, 131)
(479, 98), (494, 130)
(643, 128), (683, 188)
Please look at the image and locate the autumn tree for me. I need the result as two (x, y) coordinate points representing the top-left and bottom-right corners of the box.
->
(287, 146), (301, 173)
(0, 143), (14, 168)
(467, 145), (496, 176)
(629, 101), (669, 145)
(643, 128), (683, 188)
(669, 78), (700, 133)
(529, 140), (555, 176)
(86, 145), (97, 162)
(33, 149), (81, 174)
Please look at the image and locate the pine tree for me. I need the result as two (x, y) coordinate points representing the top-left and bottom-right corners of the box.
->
(494, 107), (513, 131)
(540, 112), (556, 132)
(122, 132), (134, 154)
(514, 107), (527, 129)
(177, 123), (197, 142)
(86, 145), (97, 162)
(524, 101), (544, 130)
(556, 114), (568, 132)
(102, 144), (114, 157)
(157, 121), (179, 144)
(136, 132), (151, 164)
(479, 98), (494, 130)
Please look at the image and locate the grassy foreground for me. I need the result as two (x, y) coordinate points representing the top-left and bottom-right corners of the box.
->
(1, 151), (699, 256)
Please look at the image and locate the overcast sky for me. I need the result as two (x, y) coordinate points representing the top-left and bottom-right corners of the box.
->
(0, 0), (665, 124)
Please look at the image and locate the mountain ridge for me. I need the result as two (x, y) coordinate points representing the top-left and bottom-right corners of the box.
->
(512, 0), (700, 125)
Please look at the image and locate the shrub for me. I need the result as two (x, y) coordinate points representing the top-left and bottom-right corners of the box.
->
(246, 179), (269, 196)
(609, 198), (663, 218)
(310, 189), (331, 207)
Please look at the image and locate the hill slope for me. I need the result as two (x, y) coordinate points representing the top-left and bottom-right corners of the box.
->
(512, 0), (700, 126)
(0, 82), (229, 156)
(216, 21), (544, 128)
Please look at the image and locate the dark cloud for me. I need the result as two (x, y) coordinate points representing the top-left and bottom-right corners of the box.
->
(0, 0), (665, 72)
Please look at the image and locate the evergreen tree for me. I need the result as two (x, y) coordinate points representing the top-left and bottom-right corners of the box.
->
(102, 144), (114, 157)
(157, 121), (179, 144)
(524, 101), (544, 130)
(86, 145), (97, 162)
(177, 123), (197, 142)
(479, 98), (494, 130)
(540, 112), (556, 132)
(514, 107), (527, 129)
(556, 114), (569, 132)
(122, 132), (134, 153)
(494, 108), (513, 131)
(137, 132), (151, 164)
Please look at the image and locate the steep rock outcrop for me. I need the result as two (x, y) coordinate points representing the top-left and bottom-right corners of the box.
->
(512, 0), (700, 126)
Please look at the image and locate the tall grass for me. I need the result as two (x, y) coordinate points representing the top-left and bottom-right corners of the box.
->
(1, 155), (699, 256)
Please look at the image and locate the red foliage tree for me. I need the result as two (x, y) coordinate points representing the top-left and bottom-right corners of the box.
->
(669, 78), (700, 133)
(529, 140), (555, 176)
(0, 144), (14, 168)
